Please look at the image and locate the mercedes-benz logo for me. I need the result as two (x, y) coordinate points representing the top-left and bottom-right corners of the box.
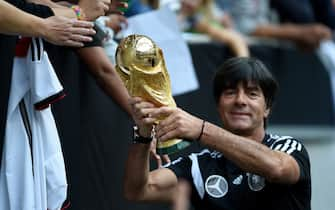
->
(205, 175), (228, 198)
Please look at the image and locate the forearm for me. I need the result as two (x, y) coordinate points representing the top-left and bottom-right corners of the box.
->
(77, 47), (131, 115)
(96, 68), (131, 115)
(124, 143), (177, 202)
(218, 29), (250, 57)
(124, 143), (151, 200)
(27, 0), (64, 8)
(0, 0), (46, 36)
(200, 122), (299, 183)
(27, 0), (76, 18)
(251, 24), (301, 42)
(196, 21), (249, 57)
(101, 73), (131, 115)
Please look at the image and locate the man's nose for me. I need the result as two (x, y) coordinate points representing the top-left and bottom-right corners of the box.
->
(235, 91), (247, 105)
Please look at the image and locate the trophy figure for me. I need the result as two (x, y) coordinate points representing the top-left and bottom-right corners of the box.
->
(115, 34), (190, 154)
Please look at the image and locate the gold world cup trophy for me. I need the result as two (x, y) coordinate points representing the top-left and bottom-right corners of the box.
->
(115, 34), (190, 154)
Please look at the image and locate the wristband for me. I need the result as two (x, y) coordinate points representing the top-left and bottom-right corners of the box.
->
(196, 120), (206, 142)
(133, 126), (153, 144)
(71, 5), (84, 20)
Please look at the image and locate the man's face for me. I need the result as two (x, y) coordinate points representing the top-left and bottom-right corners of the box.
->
(218, 81), (270, 136)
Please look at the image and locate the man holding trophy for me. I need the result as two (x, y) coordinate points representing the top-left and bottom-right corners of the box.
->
(119, 35), (311, 210)
(115, 34), (191, 154)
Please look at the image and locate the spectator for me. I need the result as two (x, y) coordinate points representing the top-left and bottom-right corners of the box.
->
(1, 1), (130, 209)
(124, 57), (311, 210)
(215, 0), (332, 51)
(0, 0), (102, 209)
(0, 0), (97, 171)
(21, 1), (134, 209)
(270, 0), (335, 31)
(178, 0), (249, 57)
(0, 0), (95, 47)
(216, 0), (335, 122)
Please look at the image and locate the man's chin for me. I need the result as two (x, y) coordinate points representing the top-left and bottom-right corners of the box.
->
(227, 125), (253, 136)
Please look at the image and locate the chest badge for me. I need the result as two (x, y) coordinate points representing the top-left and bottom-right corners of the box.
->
(247, 173), (266, 191)
(205, 175), (228, 198)
(232, 175), (243, 185)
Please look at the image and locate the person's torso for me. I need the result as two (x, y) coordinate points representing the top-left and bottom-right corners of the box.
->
(168, 134), (311, 210)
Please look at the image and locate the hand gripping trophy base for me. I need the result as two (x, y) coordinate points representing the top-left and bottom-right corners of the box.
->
(115, 34), (191, 154)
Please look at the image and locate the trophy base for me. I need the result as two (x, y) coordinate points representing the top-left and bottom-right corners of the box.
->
(157, 139), (191, 155)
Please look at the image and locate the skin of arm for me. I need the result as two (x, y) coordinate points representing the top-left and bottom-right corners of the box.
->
(29, 0), (113, 21)
(0, 0), (49, 35)
(78, 0), (110, 21)
(124, 143), (178, 202)
(0, 0), (95, 47)
(199, 122), (300, 184)
(24, 0), (131, 113)
(105, 14), (128, 34)
(195, 20), (250, 57)
(150, 106), (301, 184)
(64, 0), (128, 16)
(26, 1), (132, 114)
(76, 46), (132, 115)
(172, 180), (191, 210)
(26, 0), (77, 18)
(123, 98), (179, 202)
(251, 23), (332, 50)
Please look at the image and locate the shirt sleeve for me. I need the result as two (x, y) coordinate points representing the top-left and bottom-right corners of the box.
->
(7, 0), (54, 18)
(164, 156), (193, 181)
(82, 24), (106, 48)
(271, 138), (311, 181)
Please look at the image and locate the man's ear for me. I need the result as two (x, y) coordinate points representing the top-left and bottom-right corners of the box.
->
(264, 107), (270, 118)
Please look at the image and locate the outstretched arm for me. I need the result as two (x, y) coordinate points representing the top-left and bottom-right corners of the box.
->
(27, 0), (131, 113)
(28, 0), (110, 21)
(195, 20), (249, 57)
(0, 0), (95, 47)
(76, 46), (132, 115)
(0, 0), (44, 34)
(252, 23), (332, 50)
(26, 0), (77, 17)
(123, 97), (178, 202)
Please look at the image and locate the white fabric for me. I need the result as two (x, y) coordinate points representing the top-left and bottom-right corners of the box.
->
(0, 38), (67, 210)
(317, 40), (335, 120)
(95, 16), (119, 64)
(189, 149), (210, 199)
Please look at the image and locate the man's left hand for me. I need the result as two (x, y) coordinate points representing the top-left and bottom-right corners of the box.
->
(150, 138), (171, 168)
(150, 107), (204, 142)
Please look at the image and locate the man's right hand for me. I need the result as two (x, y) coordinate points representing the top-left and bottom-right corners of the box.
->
(150, 138), (171, 168)
(129, 97), (156, 138)
(105, 14), (128, 34)
(41, 16), (95, 47)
